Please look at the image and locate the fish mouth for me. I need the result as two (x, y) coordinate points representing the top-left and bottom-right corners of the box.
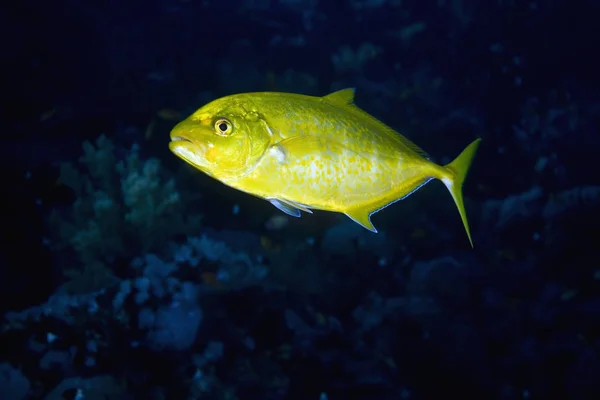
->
(168, 137), (207, 170)
(170, 136), (192, 143)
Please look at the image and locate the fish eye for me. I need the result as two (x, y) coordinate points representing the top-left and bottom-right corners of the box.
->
(214, 118), (233, 136)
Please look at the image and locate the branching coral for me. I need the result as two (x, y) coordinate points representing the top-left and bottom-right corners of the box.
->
(50, 135), (201, 267)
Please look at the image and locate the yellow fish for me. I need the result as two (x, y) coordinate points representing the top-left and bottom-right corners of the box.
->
(169, 88), (481, 246)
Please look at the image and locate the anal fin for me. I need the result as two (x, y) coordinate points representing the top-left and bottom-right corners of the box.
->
(344, 177), (434, 233)
(345, 209), (378, 233)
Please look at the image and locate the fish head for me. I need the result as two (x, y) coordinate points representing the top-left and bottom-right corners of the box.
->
(169, 95), (272, 181)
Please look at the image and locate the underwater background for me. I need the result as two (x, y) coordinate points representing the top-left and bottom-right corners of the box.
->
(2, 0), (600, 399)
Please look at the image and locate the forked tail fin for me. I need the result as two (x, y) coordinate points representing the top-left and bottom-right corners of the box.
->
(441, 138), (482, 247)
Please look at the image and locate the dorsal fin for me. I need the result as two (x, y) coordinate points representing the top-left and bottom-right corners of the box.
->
(323, 87), (429, 159)
(323, 88), (355, 106)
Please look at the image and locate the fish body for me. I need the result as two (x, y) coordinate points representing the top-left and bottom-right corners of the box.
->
(169, 88), (480, 246)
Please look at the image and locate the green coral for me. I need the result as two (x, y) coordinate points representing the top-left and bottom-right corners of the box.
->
(50, 135), (202, 287)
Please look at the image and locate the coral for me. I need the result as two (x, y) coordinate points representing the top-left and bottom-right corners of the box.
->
(331, 42), (382, 75)
(173, 235), (269, 290)
(543, 185), (600, 220)
(137, 283), (203, 351)
(43, 375), (123, 400)
(482, 186), (544, 229)
(62, 261), (120, 295)
(0, 363), (30, 400)
(110, 235), (267, 349)
(513, 96), (580, 156)
(4, 289), (103, 327)
(49, 135), (202, 276)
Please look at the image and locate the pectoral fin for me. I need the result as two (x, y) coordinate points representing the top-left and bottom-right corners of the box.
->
(268, 198), (313, 217)
(276, 135), (331, 154)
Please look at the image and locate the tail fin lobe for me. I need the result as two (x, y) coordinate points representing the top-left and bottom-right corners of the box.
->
(441, 138), (481, 248)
